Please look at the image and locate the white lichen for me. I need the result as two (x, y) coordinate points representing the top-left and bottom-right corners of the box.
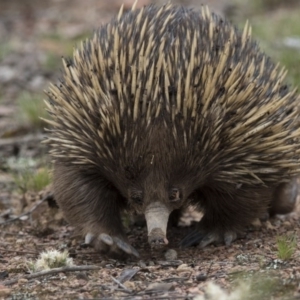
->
(27, 249), (73, 272)
(194, 281), (251, 300)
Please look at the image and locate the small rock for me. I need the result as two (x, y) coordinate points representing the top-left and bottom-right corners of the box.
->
(283, 221), (291, 227)
(146, 282), (174, 292)
(29, 75), (45, 90)
(18, 278), (28, 284)
(123, 281), (136, 290)
(76, 272), (89, 281)
(158, 260), (183, 266)
(60, 24), (87, 40)
(0, 271), (8, 280)
(117, 268), (139, 283)
(164, 249), (177, 260)
(0, 285), (11, 297)
(177, 263), (193, 272)
(138, 261), (147, 268)
(236, 254), (250, 264)
(77, 279), (87, 286)
(228, 265), (247, 273)
(282, 37), (300, 50)
(0, 66), (15, 82)
(251, 218), (262, 228)
(195, 273), (207, 281)
(266, 220), (276, 230)
(0, 106), (14, 117)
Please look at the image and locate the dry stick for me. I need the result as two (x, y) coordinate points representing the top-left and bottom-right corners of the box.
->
(0, 194), (53, 226)
(0, 134), (46, 147)
(125, 294), (192, 300)
(0, 248), (38, 255)
(103, 296), (191, 300)
(3, 265), (101, 286)
(111, 276), (132, 293)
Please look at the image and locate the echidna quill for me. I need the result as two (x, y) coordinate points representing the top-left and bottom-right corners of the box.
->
(44, 3), (300, 258)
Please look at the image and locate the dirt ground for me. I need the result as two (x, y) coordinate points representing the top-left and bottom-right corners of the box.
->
(0, 0), (300, 299)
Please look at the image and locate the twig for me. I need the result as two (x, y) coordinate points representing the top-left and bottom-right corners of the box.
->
(206, 261), (213, 277)
(0, 134), (46, 147)
(126, 294), (193, 300)
(111, 276), (132, 293)
(161, 275), (190, 282)
(3, 265), (101, 286)
(0, 248), (38, 255)
(0, 194), (53, 226)
(0, 209), (11, 218)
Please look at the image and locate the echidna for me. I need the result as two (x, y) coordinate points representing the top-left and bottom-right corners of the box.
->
(44, 3), (300, 258)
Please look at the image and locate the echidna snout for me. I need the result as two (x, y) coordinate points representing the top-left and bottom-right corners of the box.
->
(145, 202), (170, 247)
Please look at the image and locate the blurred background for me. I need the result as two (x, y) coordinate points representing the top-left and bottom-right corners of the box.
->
(0, 0), (299, 221)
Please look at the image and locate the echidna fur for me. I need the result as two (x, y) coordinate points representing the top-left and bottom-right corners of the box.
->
(44, 3), (300, 257)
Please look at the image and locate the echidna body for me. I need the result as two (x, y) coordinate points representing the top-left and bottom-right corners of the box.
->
(45, 3), (300, 257)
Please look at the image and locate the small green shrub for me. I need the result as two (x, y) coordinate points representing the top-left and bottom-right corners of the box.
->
(14, 167), (51, 193)
(17, 92), (48, 129)
(276, 234), (297, 260)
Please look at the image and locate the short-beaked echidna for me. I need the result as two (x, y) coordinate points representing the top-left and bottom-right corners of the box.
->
(44, 3), (300, 257)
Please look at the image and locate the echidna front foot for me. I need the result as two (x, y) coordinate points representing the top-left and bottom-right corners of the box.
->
(269, 178), (299, 216)
(180, 228), (240, 248)
(85, 232), (139, 258)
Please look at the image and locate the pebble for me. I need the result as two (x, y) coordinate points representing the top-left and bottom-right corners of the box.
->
(164, 249), (177, 260)
(18, 278), (28, 284)
(195, 273), (207, 281)
(0, 285), (11, 297)
(177, 263), (193, 272)
(0, 66), (15, 82)
(138, 261), (147, 268)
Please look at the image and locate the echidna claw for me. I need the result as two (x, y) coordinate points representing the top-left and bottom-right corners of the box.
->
(180, 230), (239, 248)
(98, 233), (139, 258)
(180, 230), (205, 247)
(224, 231), (237, 246)
(114, 237), (140, 258)
(99, 233), (114, 246)
(129, 246), (140, 258)
(199, 233), (218, 248)
(85, 232), (95, 244)
(114, 237), (132, 254)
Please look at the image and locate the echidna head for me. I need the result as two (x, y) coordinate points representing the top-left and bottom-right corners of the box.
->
(128, 169), (187, 246)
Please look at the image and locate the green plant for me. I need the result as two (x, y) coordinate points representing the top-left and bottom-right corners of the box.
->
(236, 6), (300, 89)
(276, 234), (297, 260)
(42, 52), (61, 71)
(17, 92), (48, 129)
(0, 42), (12, 61)
(14, 167), (51, 193)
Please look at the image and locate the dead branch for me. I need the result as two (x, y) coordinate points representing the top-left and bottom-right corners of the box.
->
(0, 134), (46, 147)
(3, 265), (101, 286)
(0, 194), (53, 226)
(111, 276), (132, 293)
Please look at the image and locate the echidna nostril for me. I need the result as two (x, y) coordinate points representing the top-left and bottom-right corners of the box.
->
(151, 238), (165, 245)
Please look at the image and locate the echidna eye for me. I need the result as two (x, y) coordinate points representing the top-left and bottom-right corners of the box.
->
(169, 188), (182, 202)
(130, 190), (143, 205)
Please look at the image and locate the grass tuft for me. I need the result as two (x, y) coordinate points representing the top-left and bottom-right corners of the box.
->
(14, 167), (51, 193)
(17, 92), (48, 129)
(276, 234), (297, 260)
